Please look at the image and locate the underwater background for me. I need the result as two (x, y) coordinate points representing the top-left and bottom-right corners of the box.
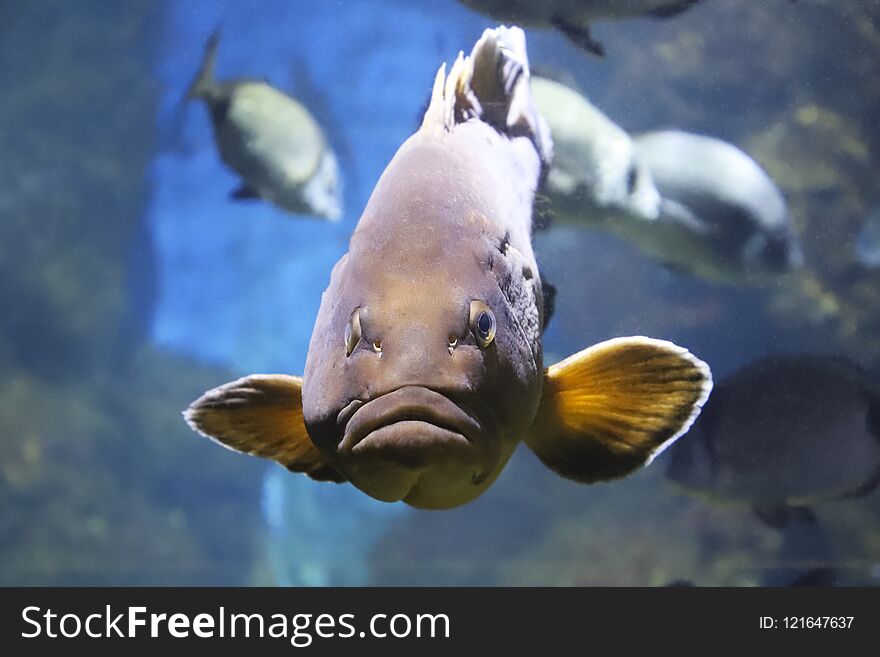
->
(3, 0), (880, 586)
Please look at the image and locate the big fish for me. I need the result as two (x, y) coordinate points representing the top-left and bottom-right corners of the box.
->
(185, 26), (712, 510)
(187, 32), (342, 220)
(457, 0), (704, 55)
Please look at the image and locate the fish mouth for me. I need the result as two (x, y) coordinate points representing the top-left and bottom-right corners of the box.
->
(337, 386), (485, 462)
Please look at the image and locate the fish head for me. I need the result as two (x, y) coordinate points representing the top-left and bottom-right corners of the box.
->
(301, 142), (543, 509)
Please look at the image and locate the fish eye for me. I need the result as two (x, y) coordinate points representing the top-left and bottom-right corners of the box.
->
(626, 164), (638, 195)
(469, 300), (496, 348)
(344, 308), (362, 357)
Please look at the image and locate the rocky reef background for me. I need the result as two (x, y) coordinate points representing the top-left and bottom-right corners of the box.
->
(2, 0), (878, 586)
(0, 1), (267, 585)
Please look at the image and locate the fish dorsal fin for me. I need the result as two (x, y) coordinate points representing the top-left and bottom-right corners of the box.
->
(186, 30), (221, 101)
(184, 374), (345, 482)
(421, 61), (453, 134)
(420, 26), (552, 167)
(549, 16), (605, 57)
(525, 337), (712, 483)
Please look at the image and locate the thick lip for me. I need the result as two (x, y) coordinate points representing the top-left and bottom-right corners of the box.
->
(337, 386), (485, 455)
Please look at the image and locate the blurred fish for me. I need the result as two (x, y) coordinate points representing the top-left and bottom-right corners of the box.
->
(457, 0), (703, 55)
(531, 76), (662, 226)
(185, 26), (712, 510)
(533, 79), (800, 283)
(667, 356), (880, 526)
(187, 32), (342, 220)
(633, 131), (803, 282)
(855, 205), (880, 268)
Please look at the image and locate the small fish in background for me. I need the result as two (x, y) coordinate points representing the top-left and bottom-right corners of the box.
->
(633, 131), (804, 282)
(184, 26), (712, 510)
(666, 355), (880, 527)
(855, 205), (880, 269)
(532, 78), (800, 284)
(187, 31), (342, 221)
(457, 0), (704, 55)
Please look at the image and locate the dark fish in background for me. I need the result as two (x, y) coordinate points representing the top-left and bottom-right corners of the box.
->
(187, 32), (342, 220)
(667, 355), (880, 526)
(457, 0), (704, 55)
(632, 130), (804, 283)
(184, 26), (712, 510)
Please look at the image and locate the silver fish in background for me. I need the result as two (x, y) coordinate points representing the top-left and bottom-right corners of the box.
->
(634, 130), (804, 282)
(531, 76), (662, 226)
(187, 32), (342, 220)
(457, 0), (704, 55)
(184, 26), (712, 510)
(666, 355), (880, 527)
(533, 78), (801, 283)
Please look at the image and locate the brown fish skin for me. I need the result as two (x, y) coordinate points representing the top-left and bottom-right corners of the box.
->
(302, 136), (547, 507)
(184, 26), (712, 511)
(295, 27), (555, 508)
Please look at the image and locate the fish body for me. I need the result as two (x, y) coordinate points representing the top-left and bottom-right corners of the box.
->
(533, 80), (800, 283)
(185, 26), (712, 510)
(633, 130), (803, 281)
(187, 32), (342, 220)
(458, 0), (702, 54)
(667, 356), (880, 512)
(300, 31), (552, 507)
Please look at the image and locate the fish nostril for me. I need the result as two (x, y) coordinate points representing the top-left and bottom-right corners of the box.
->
(447, 335), (458, 355)
(372, 340), (382, 354)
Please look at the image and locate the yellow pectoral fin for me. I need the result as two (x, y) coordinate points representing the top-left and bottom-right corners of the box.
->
(183, 374), (345, 483)
(526, 337), (712, 483)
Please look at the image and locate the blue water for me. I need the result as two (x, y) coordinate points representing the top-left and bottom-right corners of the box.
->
(3, 0), (879, 586)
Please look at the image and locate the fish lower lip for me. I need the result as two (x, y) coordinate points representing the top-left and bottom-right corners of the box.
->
(339, 386), (483, 453)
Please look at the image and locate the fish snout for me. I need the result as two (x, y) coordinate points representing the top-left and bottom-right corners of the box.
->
(363, 323), (477, 392)
(336, 386), (498, 471)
